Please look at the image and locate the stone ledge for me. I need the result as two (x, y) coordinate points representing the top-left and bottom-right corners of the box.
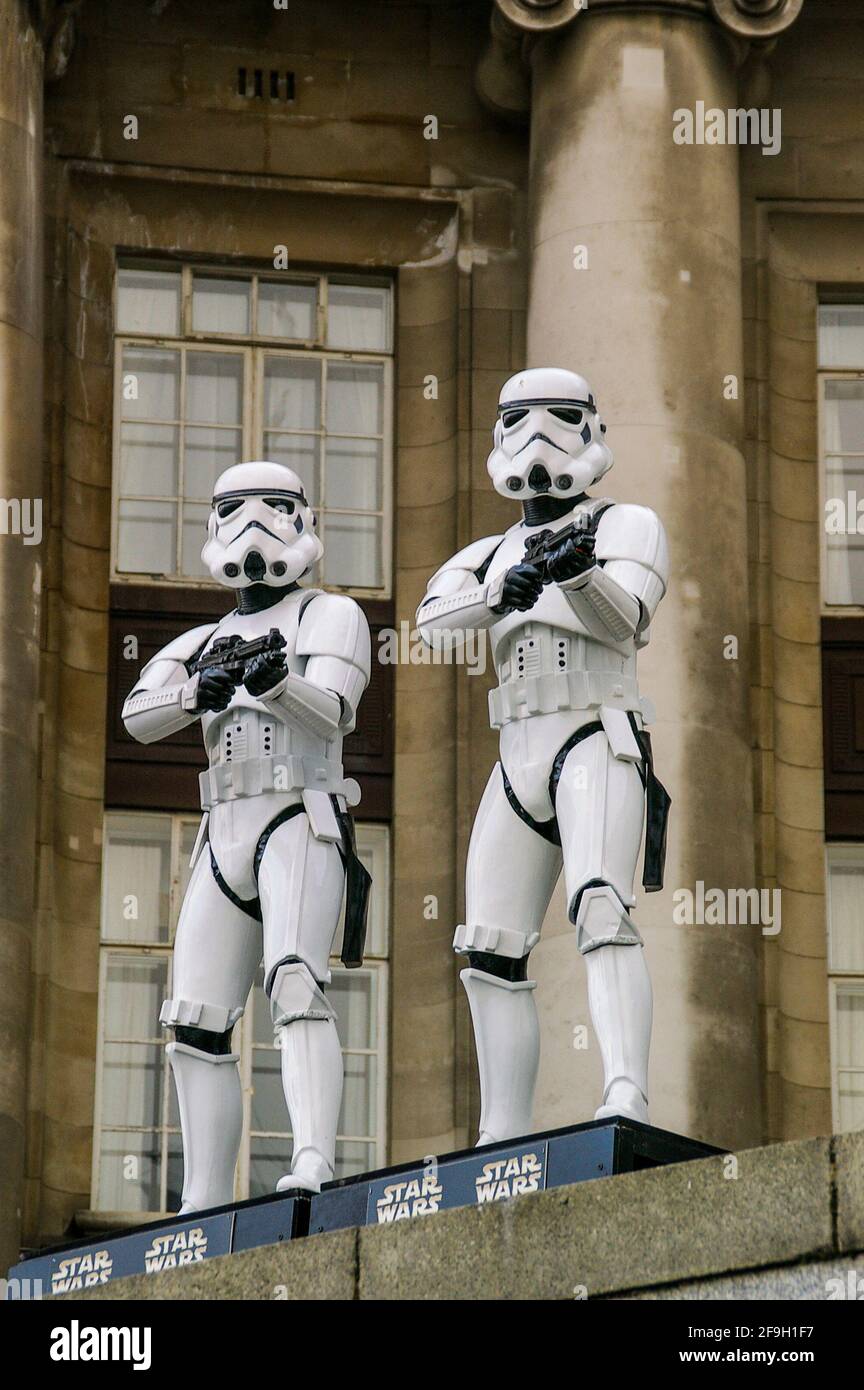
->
(60, 1133), (862, 1301)
(611, 1253), (864, 1301)
(59, 1228), (357, 1302)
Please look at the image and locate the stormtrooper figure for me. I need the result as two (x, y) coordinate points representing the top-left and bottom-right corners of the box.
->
(123, 461), (371, 1208)
(417, 368), (670, 1143)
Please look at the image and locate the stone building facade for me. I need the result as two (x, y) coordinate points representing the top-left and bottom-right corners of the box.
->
(1, 0), (862, 1272)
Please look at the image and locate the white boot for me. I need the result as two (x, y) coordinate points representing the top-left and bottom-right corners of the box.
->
(584, 943), (652, 1124)
(461, 968), (539, 1146)
(276, 1018), (343, 1194)
(167, 1042), (242, 1214)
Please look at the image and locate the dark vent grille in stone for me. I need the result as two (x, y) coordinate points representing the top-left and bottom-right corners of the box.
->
(237, 68), (295, 102)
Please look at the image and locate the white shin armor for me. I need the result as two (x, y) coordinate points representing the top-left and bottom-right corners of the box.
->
(167, 1042), (242, 1215)
(461, 968), (540, 1146)
(585, 942), (652, 1124)
(276, 1017), (343, 1193)
(267, 959), (342, 1193)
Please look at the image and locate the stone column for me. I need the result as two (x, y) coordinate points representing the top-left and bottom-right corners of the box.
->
(0, 0), (44, 1273)
(491, 0), (804, 1147)
(391, 258), (463, 1162)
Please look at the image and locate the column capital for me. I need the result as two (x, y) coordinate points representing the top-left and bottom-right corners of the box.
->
(708, 0), (804, 40)
(478, 0), (806, 117)
(494, 0), (805, 41)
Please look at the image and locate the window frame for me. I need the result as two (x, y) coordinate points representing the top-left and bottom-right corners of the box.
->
(825, 844), (864, 1134)
(110, 262), (394, 599)
(252, 345), (393, 594)
(90, 941), (177, 1215)
(91, 809), (391, 1215)
(817, 299), (864, 614)
(111, 338), (254, 585)
(828, 977), (864, 1135)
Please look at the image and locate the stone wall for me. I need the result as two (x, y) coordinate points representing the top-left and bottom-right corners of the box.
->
(25, 0), (529, 1244)
(741, 0), (864, 1141)
(10, 0), (864, 1263)
(0, 0), (45, 1280)
(61, 1131), (864, 1300)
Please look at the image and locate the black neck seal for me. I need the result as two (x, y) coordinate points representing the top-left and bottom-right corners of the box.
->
(235, 582), (299, 615)
(521, 493), (587, 526)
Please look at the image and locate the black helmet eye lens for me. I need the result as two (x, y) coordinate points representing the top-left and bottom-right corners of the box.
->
(549, 407), (583, 426)
(263, 497), (295, 515)
(502, 409), (529, 429)
(216, 499), (243, 519)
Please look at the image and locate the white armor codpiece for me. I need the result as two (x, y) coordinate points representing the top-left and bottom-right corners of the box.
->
(123, 462), (371, 1208)
(417, 368), (670, 1141)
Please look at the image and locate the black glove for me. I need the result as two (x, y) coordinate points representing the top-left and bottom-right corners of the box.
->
(195, 667), (237, 713)
(545, 532), (596, 584)
(244, 651), (288, 698)
(493, 562), (545, 614)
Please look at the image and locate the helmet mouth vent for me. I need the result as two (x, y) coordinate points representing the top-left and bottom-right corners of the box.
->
(527, 464), (552, 493)
(243, 551), (267, 582)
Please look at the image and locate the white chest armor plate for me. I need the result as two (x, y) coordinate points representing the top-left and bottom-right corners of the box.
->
(196, 589), (351, 807)
(483, 513), (645, 729)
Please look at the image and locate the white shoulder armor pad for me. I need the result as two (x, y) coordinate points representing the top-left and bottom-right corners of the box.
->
(296, 594), (371, 726)
(596, 504), (669, 620)
(137, 622), (219, 683)
(297, 593), (371, 673)
(430, 530), (508, 586)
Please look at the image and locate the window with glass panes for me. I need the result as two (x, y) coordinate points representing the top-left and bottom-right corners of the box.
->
(112, 263), (392, 594)
(819, 304), (864, 606)
(92, 811), (389, 1215)
(826, 845), (864, 1132)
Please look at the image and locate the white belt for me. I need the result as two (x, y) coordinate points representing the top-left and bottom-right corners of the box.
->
(489, 668), (644, 729)
(199, 753), (360, 809)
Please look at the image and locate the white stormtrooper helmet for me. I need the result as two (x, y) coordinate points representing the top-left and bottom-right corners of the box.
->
(487, 366), (613, 501)
(201, 461), (323, 589)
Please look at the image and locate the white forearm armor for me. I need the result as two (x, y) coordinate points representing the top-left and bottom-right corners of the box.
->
(122, 622), (218, 744)
(559, 566), (642, 644)
(416, 534), (506, 646)
(256, 671), (343, 739)
(123, 675), (202, 743)
(559, 502), (668, 645)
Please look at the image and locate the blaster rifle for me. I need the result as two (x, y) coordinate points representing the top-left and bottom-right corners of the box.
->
(189, 627), (287, 681)
(521, 519), (597, 585)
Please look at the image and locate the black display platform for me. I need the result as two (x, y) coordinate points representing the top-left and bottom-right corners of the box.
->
(308, 1115), (720, 1233)
(6, 1117), (721, 1299)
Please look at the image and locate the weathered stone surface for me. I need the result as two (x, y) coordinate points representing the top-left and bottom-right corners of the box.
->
(42, 1133), (864, 1300)
(836, 1131), (864, 1255)
(62, 1227), (358, 1302)
(616, 1253), (864, 1301)
(358, 1139), (833, 1300)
